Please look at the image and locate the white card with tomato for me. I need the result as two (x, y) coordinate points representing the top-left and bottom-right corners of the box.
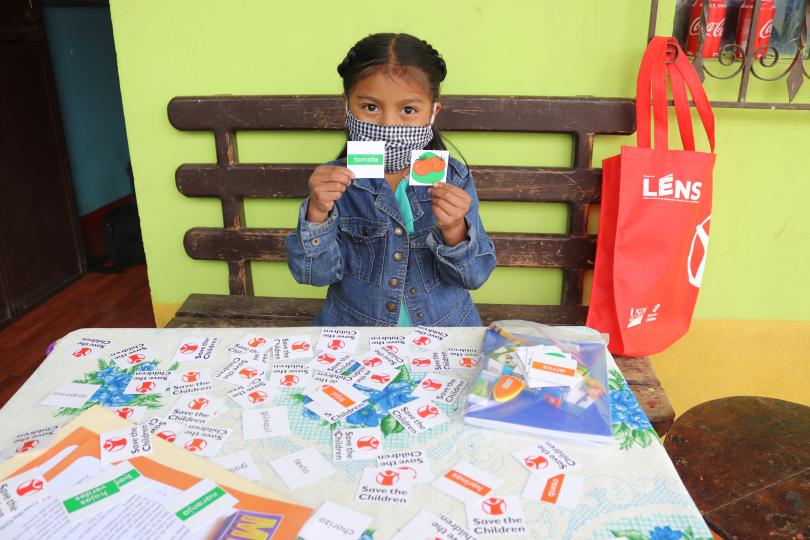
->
(409, 150), (449, 186)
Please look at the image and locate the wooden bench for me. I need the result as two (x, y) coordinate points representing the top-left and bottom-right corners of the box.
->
(165, 95), (675, 436)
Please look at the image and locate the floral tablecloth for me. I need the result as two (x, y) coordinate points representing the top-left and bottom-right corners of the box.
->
(0, 327), (711, 540)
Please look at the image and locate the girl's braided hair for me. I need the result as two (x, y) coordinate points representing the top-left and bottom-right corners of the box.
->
(336, 33), (451, 158)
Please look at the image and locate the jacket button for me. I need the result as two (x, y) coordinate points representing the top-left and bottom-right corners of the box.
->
(386, 302), (396, 312)
(393, 251), (403, 262)
(388, 278), (399, 288)
(409, 287), (417, 295)
(310, 237), (321, 246)
(362, 226), (369, 236)
(416, 311), (424, 319)
(394, 226), (404, 236)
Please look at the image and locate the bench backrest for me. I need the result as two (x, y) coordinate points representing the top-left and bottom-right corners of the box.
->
(168, 95), (635, 325)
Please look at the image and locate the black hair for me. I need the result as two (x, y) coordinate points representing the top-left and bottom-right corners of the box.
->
(335, 33), (467, 167)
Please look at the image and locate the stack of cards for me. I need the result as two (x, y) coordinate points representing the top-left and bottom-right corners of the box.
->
(516, 345), (579, 389)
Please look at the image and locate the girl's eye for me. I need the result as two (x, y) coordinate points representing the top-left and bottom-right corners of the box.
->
(402, 106), (417, 115)
(362, 104), (378, 112)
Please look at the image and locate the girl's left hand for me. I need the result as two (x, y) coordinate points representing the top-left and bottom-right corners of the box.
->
(429, 182), (471, 247)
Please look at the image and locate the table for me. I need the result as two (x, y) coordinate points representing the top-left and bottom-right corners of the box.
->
(665, 396), (810, 539)
(0, 327), (711, 540)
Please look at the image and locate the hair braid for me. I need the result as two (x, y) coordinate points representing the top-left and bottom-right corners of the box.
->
(420, 39), (447, 82)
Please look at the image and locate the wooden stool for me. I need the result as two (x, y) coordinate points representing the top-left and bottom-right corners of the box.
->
(664, 397), (810, 539)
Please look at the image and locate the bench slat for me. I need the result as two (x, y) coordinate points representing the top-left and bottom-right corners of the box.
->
(183, 229), (595, 269)
(168, 95), (635, 135)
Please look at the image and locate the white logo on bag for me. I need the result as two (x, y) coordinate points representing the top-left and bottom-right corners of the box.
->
(642, 173), (702, 203)
(627, 304), (661, 329)
(688, 216), (711, 288)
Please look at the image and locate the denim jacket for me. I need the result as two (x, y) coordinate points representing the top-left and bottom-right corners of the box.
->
(286, 156), (496, 327)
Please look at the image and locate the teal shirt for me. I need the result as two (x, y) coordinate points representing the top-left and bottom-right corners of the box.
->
(394, 178), (414, 326)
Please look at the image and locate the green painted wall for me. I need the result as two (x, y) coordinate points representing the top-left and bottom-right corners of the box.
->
(109, 0), (810, 323)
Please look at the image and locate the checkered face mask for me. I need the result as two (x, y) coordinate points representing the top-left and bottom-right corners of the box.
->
(345, 105), (437, 173)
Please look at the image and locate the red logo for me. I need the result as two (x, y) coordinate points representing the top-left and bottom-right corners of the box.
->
(376, 469), (399, 486)
(179, 343), (198, 354)
(412, 336), (431, 346)
(326, 339), (345, 351)
(16, 478), (44, 497)
(411, 358), (431, 367)
(188, 397), (209, 410)
(102, 437), (127, 453)
(370, 373), (391, 385)
(127, 353), (146, 365)
(181, 371), (200, 383)
(291, 340), (310, 351)
(421, 378), (442, 391)
(385, 345), (399, 353)
(417, 404), (439, 418)
(363, 357), (382, 368)
(116, 407), (135, 419)
(248, 337), (267, 348)
(247, 390), (268, 403)
(356, 436), (380, 450)
(72, 347), (91, 358)
(482, 497), (507, 515)
(524, 455), (549, 470)
(184, 438), (207, 452)
(459, 357), (477, 368)
(239, 367), (259, 379)
(136, 381), (156, 393)
(16, 440), (39, 453)
(279, 374), (299, 387)
(317, 353), (336, 364)
(157, 430), (176, 443)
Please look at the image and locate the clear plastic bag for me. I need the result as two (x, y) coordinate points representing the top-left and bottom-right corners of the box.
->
(464, 320), (615, 446)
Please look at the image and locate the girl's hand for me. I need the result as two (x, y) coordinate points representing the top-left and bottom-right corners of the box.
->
(306, 165), (355, 223)
(429, 182), (471, 247)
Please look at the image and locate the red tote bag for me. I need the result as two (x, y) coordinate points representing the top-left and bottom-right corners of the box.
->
(587, 36), (717, 357)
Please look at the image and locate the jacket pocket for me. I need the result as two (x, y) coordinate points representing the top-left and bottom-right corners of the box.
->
(339, 217), (387, 284)
(409, 226), (441, 293)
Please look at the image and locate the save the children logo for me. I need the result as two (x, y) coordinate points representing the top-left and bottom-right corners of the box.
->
(136, 381), (156, 393)
(482, 497), (507, 515)
(370, 373), (391, 385)
(157, 431), (176, 442)
(317, 353), (337, 365)
(688, 215), (711, 288)
(524, 455), (549, 470)
(412, 336), (431, 346)
(279, 375), (299, 387)
(103, 437), (127, 453)
(184, 438), (207, 452)
(127, 353), (146, 365)
(363, 357), (382, 367)
(411, 358), (431, 367)
(179, 343), (198, 354)
(326, 339), (346, 351)
(642, 173), (702, 203)
(291, 340), (310, 351)
(116, 407), (135, 419)
(188, 397), (210, 410)
(459, 357), (477, 368)
(247, 390), (268, 403)
(17, 440), (39, 453)
(421, 378), (442, 391)
(72, 347), (91, 358)
(182, 371), (200, 383)
(247, 337), (266, 348)
(376, 469), (400, 486)
(16, 479), (44, 497)
(356, 436), (380, 450)
(417, 404), (439, 418)
(239, 367), (259, 379)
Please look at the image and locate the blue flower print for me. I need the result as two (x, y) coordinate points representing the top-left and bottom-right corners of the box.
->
(365, 382), (416, 414)
(650, 526), (683, 540)
(346, 405), (384, 427)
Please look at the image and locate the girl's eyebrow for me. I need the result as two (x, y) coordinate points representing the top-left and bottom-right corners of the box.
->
(355, 94), (426, 105)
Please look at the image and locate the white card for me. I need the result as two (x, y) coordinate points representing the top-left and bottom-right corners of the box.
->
(333, 427), (383, 461)
(40, 382), (101, 408)
(175, 425), (233, 457)
(268, 362), (312, 390)
(110, 405), (148, 423)
(225, 343), (263, 361)
(58, 463), (147, 522)
(307, 381), (367, 415)
(513, 440), (578, 477)
(169, 368), (213, 396)
(0, 469), (50, 520)
(144, 416), (188, 443)
(242, 407), (290, 440)
(409, 351), (452, 372)
(347, 140), (385, 179)
(99, 424), (153, 464)
(360, 347), (407, 369)
(432, 462), (503, 505)
(299, 500), (373, 540)
(525, 348), (577, 386)
(389, 397), (448, 434)
(466, 495), (526, 537)
(66, 337), (111, 362)
(163, 478), (237, 531)
(394, 511), (479, 540)
(409, 150), (450, 186)
(316, 328), (359, 353)
(123, 370), (172, 395)
(225, 379), (276, 410)
(267, 335), (314, 361)
(413, 373), (468, 404)
(0, 425), (60, 459)
(213, 451), (262, 482)
(521, 472), (585, 509)
(368, 335), (409, 356)
(355, 466), (414, 505)
(377, 449), (434, 485)
(215, 357), (267, 387)
(406, 326), (449, 350)
(270, 447), (335, 490)
(304, 400), (369, 425)
(167, 393), (227, 426)
(110, 343), (156, 370)
(447, 347), (481, 370)
(233, 333), (273, 354)
(172, 336), (219, 363)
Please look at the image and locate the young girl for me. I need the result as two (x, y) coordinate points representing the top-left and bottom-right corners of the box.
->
(286, 33), (496, 327)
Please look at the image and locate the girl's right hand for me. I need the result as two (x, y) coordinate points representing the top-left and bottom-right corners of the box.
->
(305, 165), (355, 223)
